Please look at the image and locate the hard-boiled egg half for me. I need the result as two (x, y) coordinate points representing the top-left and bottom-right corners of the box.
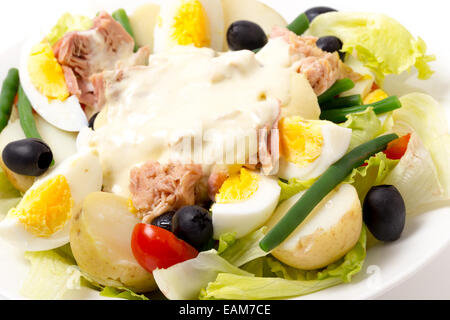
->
(19, 34), (88, 132)
(212, 168), (280, 239)
(278, 116), (352, 181)
(0, 151), (102, 251)
(154, 0), (224, 52)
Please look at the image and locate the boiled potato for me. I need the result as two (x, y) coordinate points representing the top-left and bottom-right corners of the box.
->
(0, 120), (35, 192)
(266, 184), (362, 270)
(0, 116), (78, 192)
(282, 72), (321, 120)
(70, 192), (157, 293)
(130, 3), (160, 51)
(221, 0), (287, 50)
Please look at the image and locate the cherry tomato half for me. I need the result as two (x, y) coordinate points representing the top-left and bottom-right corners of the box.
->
(131, 224), (198, 273)
(384, 134), (411, 160)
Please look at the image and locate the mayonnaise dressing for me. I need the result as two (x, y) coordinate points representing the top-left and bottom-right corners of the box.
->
(88, 38), (319, 197)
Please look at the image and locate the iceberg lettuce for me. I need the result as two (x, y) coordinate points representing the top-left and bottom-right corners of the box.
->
(199, 227), (367, 300)
(340, 107), (382, 151)
(21, 245), (82, 300)
(46, 13), (93, 45)
(308, 12), (435, 81)
(344, 152), (399, 201)
(383, 93), (450, 213)
(153, 250), (253, 300)
(278, 178), (316, 203)
(0, 168), (22, 218)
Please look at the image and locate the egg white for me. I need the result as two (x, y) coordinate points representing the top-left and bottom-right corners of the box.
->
(0, 150), (103, 251)
(154, 0), (225, 53)
(212, 174), (280, 239)
(19, 33), (88, 132)
(278, 124), (352, 181)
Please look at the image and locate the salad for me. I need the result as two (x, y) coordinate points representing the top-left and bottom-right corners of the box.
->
(0, 0), (448, 300)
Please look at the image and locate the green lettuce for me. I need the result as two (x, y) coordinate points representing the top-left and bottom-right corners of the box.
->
(21, 245), (82, 300)
(199, 227), (367, 300)
(153, 250), (253, 300)
(278, 178), (316, 203)
(340, 107), (382, 151)
(344, 152), (399, 201)
(46, 13), (93, 45)
(100, 287), (149, 300)
(309, 12), (435, 81)
(219, 227), (268, 267)
(21, 245), (145, 300)
(383, 93), (450, 213)
(0, 168), (22, 218)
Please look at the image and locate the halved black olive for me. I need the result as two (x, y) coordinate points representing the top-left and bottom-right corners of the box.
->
(2, 138), (53, 176)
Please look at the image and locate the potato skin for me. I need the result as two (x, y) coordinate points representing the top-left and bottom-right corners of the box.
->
(70, 192), (157, 293)
(0, 157), (34, 193)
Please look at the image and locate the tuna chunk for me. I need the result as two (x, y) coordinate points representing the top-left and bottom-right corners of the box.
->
(270, 26), (360, 95)
(130, 162), (203, 223)
(54, 12), (150, 108)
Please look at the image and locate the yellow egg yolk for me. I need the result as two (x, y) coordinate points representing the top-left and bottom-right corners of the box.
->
(364, 89), (389, 105)
(28, 41), (70, 101)
(8, 175), (73, 237)
(279, 116), (324, 168)
(170, 0), (211, 48)
(216, 168), (260, 204)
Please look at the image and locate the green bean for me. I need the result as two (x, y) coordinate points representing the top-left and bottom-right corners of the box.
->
(18, 85), (41, 139)
(320, 94), (362, 110)
(320, 96), (402, 123)
(18, 85), (55, 166)
(112, 9), (138, 52)
(317, 79), (355, 105)
(0, 68), (20, 132)
(260, 133), (399, 252)
(287, 13), (310, 36)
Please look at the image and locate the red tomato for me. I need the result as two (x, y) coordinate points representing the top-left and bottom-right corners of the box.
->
(131, 224), (198, 273)
(384, 134), (412, 160)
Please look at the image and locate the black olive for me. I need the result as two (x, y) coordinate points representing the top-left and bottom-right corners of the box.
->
(316, 36), (345, 60)
(151, 211), (176, 232)
(363, 185), (406, 242)
(172, 206), (213, 250)
(88, 113), (99, 130)
(305, 6), (338, 22)
(227, 20), (268, 51)
(2, 138), (53, 176)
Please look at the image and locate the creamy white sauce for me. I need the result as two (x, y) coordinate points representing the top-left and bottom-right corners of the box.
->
(87, 39), (318, 197)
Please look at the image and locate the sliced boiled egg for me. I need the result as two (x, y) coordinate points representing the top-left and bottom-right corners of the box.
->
(278, 116), (352, 181)
(0, 151), (102, 251)
(154, 0), (224, 53)
(19, 34), (88, 132)
(212, 168), (280, 239)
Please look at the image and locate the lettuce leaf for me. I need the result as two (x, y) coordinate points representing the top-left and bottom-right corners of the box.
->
(153, 250), (253, 300)
(278, 178), (316, 203)
(46, 13), (93, 45)
(100, 287), (149, 300)
(0, 168), (22, 218)
(21, 244), (145, 300)
(219, 227), (268, 267)
(21, 245), (83, 300)
(388, 93), (450, 196)
(340, 107), (382, 151)
(344, 152), (399, 201)
(199, 227), (367, 300)
(309, 12), (435, 81)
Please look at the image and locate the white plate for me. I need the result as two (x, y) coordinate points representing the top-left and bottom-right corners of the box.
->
(0, 0), (449, 300)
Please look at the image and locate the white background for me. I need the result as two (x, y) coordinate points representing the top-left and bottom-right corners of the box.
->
(0, 0), (449, 300)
